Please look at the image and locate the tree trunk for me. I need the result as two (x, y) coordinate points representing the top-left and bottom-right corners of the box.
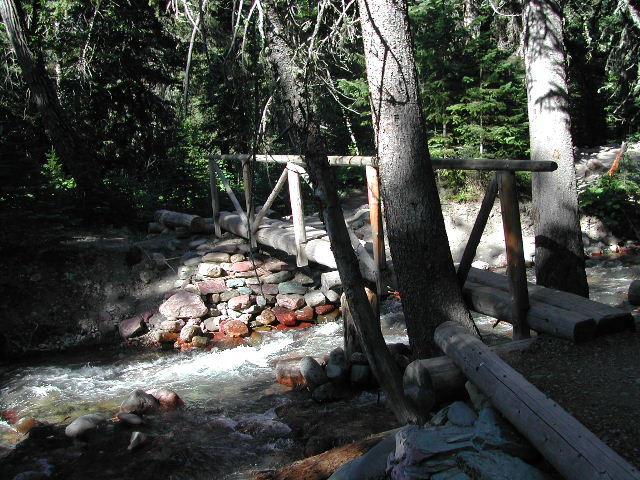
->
(357, 0), (477, 358)
(262, 3), (423, 424)
(0, 0), (126, 215)
(523, 0), (589, 298)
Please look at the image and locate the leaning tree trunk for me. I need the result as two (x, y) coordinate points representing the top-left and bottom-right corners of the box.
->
(357, 0), (477, 358)
(0, 0), (123, 214)
(523, 0), (589, 298)
(262, 3), (424, 424)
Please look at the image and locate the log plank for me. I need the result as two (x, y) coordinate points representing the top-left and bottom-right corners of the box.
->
(435, 321), (640, 480)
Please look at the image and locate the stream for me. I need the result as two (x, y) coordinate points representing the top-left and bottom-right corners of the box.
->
(1, 260), (638, 478)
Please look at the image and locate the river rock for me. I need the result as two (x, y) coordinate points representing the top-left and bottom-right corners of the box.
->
(220, 290), (241, 302)
(273, 306), (297, 326)
(447, 401), (477, 427)
(235, 267), (268, 278)
(326, 347), (348, 383)
(315, 304), (336, 315)
(159, 291), (208, 318)
(198, 263), (223, 278)
(146, 312), (166, 329)
(116, 412), (144, 425)
(226, 278), (246, 288)
(120, 389), (160, 414)
(177, 266), (193, 280)
(311, 382), (344, 403)
(278, 281), (307, 295)
(237, 286), (253, 295)
(232, 261), (258, 272)
(276, 293), (305, 310)
(189, 238), (207, 248)
(295, 305), (314, 322)
(149, 388), (183, 408)
(228, 294), (253, 311)
(230, 253), (246, 263)
(192, 336), (209, 348)
(256, 309), (277, 325)
(127, 431), (149, 452)
(317, 309), (341, 324)
(293, 271), (315, 286)
(304, 290), (326, 308)
(300, 356), (329, 390)
(202, 252), (231, 263)
(119, 316), (145, 339)
(203, 316), (222, 332)
(321, 271), (342, 291)
(250, 284), (279, 295)
(323, 288), (341, 303)
(183, 284), (199, 295)
(180, 324), (200, 342)
(225, 319), (250, 337)
(197, 279), (227, 295)
(264, 271), (293, 284)
(456, 450), (547, 480)
(263, 259), (296, 272)
(212, 244), (238, 254)
(350, 364), (372, 387)
(160, 319), (183, 332)
(65, 414), (107, 439)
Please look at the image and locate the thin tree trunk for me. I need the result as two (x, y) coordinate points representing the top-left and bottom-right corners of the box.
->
(262, 2), (424, 424)
(523, 0), (589, 298)
(357, 0), (477, 359)
(0, 0), (125, 214)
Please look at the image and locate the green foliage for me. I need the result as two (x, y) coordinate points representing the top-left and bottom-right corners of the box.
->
(579, 156), (640, 239)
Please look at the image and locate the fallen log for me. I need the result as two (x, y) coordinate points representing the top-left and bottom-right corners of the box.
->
(434, 321), (640, 480)
(154, 210), (205, 232)
(404, 337), (536, 404)
(252, 428), (397, 480)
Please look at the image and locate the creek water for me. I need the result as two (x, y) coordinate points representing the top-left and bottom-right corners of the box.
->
(0, 261), (637, 478)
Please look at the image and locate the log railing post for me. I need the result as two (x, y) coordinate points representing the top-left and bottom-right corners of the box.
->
(242, 157), (257, 249)
(457, 175), (498, 286)
(252, 167), (289, 233)
(208, 158), (221, 237)
(497, 171), (530, 339)
(366, 165), (385, 302)
(287, 162), (308, 267)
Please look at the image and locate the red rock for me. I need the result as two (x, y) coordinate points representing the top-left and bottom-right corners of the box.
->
(211, 332), (247, 349)
(225, 320), (250, 337)
(148, 388), (184, 408)
(273, 306), (297, 326)
(315, 304), (336, 315)
(228, 294), (253, 311)
(235, 267), (268, 278)
(159, 332), (179, 342)
(276, 294), (305, 310)
(295, 306), (314, 322)
(14, 417), (38, 434)
(275, 357), (307, 387)
(232, 261), (263, 272)
(197, 279), (227, 294)
(274, 321), (314, 331)
(619, 246), (633, 255)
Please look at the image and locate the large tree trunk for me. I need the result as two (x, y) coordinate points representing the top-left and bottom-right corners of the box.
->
(262, 3), (424, 424)
(523, 0), (589, 298)
(0, 0), (123, 214)
(357, 0), (477, 358)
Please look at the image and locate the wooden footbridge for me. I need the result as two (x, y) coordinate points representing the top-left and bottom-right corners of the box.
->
(206, 153), (634, 343)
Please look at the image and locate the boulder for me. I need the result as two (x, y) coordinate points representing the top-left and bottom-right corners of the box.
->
(202, 252), (231, 263)
(278, 281), (307, 295)
(276, 294), (305, 310)
(228, 294), (253, 311)
(148, 388), (184, 408)
(350, 365), (373, 387)
(273, 306), (297, 326)
(197, 279), (227, 295)
(326, 347), (348, 383)
(264, 271), (293, 284)
(198, 263), (223, 278)
(119, 316), (145, 339)
(65, 414), (107, 439)
(159, 291), (208, 319)
(120, 389), (160, 414)
(225, 320), (250, 337)
(300, 356), (329, 390)
(304, 290), (326, 308)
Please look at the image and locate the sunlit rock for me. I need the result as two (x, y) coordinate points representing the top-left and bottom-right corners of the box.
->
(159, 291), (208, 319)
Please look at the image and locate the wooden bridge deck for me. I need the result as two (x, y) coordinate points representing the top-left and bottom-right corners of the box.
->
(216, 210), (634, 343)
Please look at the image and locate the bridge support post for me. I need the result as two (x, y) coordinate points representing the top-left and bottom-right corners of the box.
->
(498, 171), (530, 339)
(287, 163), (308, 267)
(207, 158), (222, 237)
(366, 165), (385, 303)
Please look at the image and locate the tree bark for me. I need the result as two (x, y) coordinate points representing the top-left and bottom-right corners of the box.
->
(357, 0), (477, 358)
(262, 3), (423, 424)
(523, 0), (589, 298)
(0, 0), (127, 215)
